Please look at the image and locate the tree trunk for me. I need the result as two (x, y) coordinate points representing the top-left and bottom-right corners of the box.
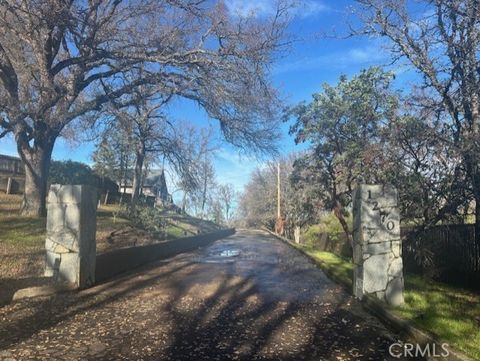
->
(225, 205), (230, 222)
(18, 138), (54, 217)
(465, 151), (480, 272)
(200, 156), (208, 219)
(294, 225), (301, 244)
(333, 198), (353, 247)
(181, 191), (188, 213)
(131, 144), (146, 207)
(474, 185), (480, 273)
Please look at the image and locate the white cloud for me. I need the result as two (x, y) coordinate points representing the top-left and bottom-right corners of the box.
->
(297, 0), (329, 18)
(225, 0), (328, 18)
(348, 48), (373, 63)
(273, 44), (389, 74)
(225, 0), (273, 17)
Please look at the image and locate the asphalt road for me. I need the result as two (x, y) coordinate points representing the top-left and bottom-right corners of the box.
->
(0, 230), (419, 360)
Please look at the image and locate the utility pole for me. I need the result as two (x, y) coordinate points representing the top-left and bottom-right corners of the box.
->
(275, 162), (284, 235)
(277, 162), (281, 219)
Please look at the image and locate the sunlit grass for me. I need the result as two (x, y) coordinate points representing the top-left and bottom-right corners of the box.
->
(396, 275), (480, 360)
(166, 224), (191, 238)
(293, 244), (480, 360)
(1, 193), (223, 280)
(293, 244), (353, 287)
(0, 193), (22, 216)
(0, 216), (46, 248)
(96, 204), (131, 228)
(0, 194), (45, 278)
(0, 198), (134, 279)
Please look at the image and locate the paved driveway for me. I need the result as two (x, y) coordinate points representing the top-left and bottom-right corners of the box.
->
(0, 230), (419, 360)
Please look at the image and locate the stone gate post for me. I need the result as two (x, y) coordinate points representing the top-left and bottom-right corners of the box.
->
(44, 184), (97, 288)
(352, 184), (404, 306)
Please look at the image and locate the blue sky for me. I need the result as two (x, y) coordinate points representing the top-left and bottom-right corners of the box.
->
(0, 0), (412, 194)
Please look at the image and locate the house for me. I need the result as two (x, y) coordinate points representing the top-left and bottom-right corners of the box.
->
(0, 154), (25, 194)
(116, 169), (173, 205)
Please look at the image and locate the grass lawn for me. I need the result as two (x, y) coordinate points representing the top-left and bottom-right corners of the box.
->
(1, 193), (223, 280)
(0, 197), (131, 279)
(293, 244), (480, 360)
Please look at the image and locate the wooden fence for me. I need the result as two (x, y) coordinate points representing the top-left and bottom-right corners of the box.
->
(402, 224), (480, 288)
(308, 224), (480, 288)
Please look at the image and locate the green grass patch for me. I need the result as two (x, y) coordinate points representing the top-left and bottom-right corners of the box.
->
(293, 244), (480, 360)
(165, 224), (191, 238)
(0, 195), (46, 278)
(395, 275), (480, 360)
(0, 216), (46, 248)
(96, 204), (131, 229)
(293, 244), (353, 288)
(1, 193), (223, 282)
(0, 193), (22, 216)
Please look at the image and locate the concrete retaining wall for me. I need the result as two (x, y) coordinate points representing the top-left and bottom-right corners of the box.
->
(95, 228), (235, 283)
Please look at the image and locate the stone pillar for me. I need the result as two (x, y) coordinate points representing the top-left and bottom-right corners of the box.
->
(45, 185), (97, 289)
(352, 184), (404, 306)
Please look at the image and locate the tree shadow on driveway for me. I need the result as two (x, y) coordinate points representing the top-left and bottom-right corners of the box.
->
(0, 235), (426, 361)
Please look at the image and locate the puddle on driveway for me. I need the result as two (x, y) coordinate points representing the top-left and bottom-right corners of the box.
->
(193, 248), (241, 263)
(219, 249), (240, 257)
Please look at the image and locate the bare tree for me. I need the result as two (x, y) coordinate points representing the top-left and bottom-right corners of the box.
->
(239, 166), (277, 228)
(239, 153), (318, 234)
(353, 0), (480, 247)
(92, 128), (135, 196)
(217, 183), (236, 222)
(107, 88), (179, 208)
(174, 125), (215, 213)
(0, 0), (289, 216)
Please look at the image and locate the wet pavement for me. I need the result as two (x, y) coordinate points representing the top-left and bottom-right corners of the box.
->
(0, 230), (419, 360)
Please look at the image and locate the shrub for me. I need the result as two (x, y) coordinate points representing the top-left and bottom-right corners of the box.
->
(303, 213), (353, 258)
(48, 160), (118, 193)
(122, 205), (167, 237)
(303, 224), (323, 246)
(49, 160), (97, 186)
(303, 212), (352, 245)
(320, 212), (351, 234)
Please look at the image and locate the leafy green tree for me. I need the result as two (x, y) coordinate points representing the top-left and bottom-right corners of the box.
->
(353, 0), (480, 255)
(49, 161), (97, 186)
(92, 129), (135, 195)
(49, 160), (118, 194)
(285, 67), (399, 243)
(91, 138), (121, 185)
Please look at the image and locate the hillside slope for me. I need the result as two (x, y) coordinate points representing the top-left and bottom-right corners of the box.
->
(0, 193), (225, 305)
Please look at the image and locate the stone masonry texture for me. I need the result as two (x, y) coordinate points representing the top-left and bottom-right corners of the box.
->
(352, 184), (404, 306)
(45, 184), (97, 288)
